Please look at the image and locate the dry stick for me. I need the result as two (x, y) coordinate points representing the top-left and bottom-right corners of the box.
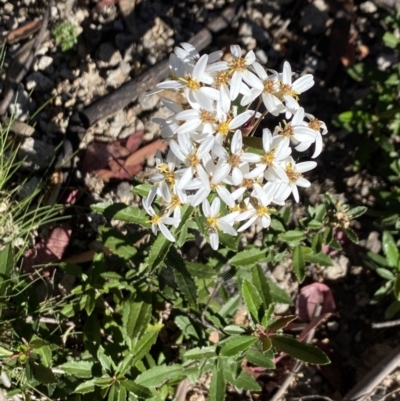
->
(371, 319), (400, 329)
(80, 0), (245, 128)
(343, 343), (400, 401)
(0, 0), (53, 115)
(269, 304), (323, 401)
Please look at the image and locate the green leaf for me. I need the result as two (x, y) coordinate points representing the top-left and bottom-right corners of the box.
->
(98, 347), (115, 374)
(186, 262), (217, 279)
(122, 293), (152, 340)
(30, 360), (57, 384)
(267, 315), (296, 332)
(85, 288), (96, 316)
(132, 324), (163, 365)
(342, 227), (359, 244)
(224, 370), (261, 391)
(279, 230), (305, 243)
(305, 251), (333, 267)
(135, 365), (183, 387)
(241, 279), (262, 324)
(376, 268), (395, 280)
(35, 345), (52, 368)
(92, 203), (150, 226)
(184, 346), (216, 360)
(229, 248), (267, 267)
(0, 243), (13, 297)
(346, 206), (367, 219)
(58, 361), (94, 378)
(323, 227), (333, 245)
(385, 300), (400, 319)
(265, 278), (293, 305)
(132, 183), (152, 198)
(383, 231), (399, 269)
(251, 265), (272, 309)
(121, 380), (153, 398)
(74, 379), (97, 394)
(383, 31), (399, 48)
(292, 245), (305, 283)
(270, 335), (330, 365)
(218, 294), (240, 318)
(168, 247), (197, 306)
(242, 136), (263, 150)
(100, 227), (138, 260)
(220, 336), (258, 357)
(307, 220), (323, 230)
(245, 349), (275, 369)
(223, 325), (245, 335)
(209, 360), (226, 401)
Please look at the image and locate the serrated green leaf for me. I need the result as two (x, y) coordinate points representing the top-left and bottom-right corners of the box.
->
(186, 262), (217, 279)
(245, 348), (275, 369)
(218, 294), (240, 318)
(132, 184), (152, 197)
(58, 361), (94, 378)
(242, 279), (262, 324)
(132, 324), (163, 365)
(184, 346), (216, 360)
(224, 370), (261, 391)
(367, 251), (389, 267)
(135, 364), (183, 387)
(279, 230), (305, 243)
(292, 245), (305, 283)
(229, 248), (267, 267)
(383, 231), (399, 269)
(270, 219), (285, 232)
(342, 227), (359, 244)
(85, 288), (96, 316)
(98, 347), (115, 374)
(35, 345), (51, 368)
(122, 294), (152, 340)
(121, 380), (153, 398)
(312, 233), (322, 254)
(74, 379), (97, 394)
(383, 31), (399, 48)
(270, 335), (330, 365)
(100, 227), (138, 260)
(305, 252), (333, 267)
(307, 220), (323, 230)
(209, 360), (225, 401)
(91, 203), (150, 226)
(251, 265), (272, 309)
(220, 336), (258, 357)
(168, 247), (197, 306)
(346, 206), (367, 219)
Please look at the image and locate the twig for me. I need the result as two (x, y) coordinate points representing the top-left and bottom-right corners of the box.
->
(343, 343), (400, 401)
(371, 319), (400, 329)
(291, 396), (334, 401)
(269, 304), (322, 401)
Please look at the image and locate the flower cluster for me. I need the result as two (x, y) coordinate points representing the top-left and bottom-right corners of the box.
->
(143, 43), (327, 249)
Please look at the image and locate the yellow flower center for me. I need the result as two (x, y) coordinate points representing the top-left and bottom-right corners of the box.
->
(256, 206), (270, 217)
(179, 75), (201, 90)
(151, 214), (161, 224)
(200, 110), (216, 124)
(229, 57), (247, 72)
(278, 121), (294, 138)
(228, 154), (241, 168)
(262, 149), (276, 166)
(214, 71), (231, 88)
(242, 178), (254, 189)
(308, 118), (322, 131)
(285, 163), (302, 184)
(263, 80), (276, 94)
(217, 120), (231, 136)
(188, 153), (200, 167)
(207, 216), (218, 227)
(168, 194), (181, 210)
(277, 82), (299, 101)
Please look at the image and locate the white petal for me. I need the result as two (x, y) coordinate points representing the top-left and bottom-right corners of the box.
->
(218, 219), (237, 235)
(242, 70), (264, 90)
(211, 198), (221, 216)
(296, 161), (317, 173)
(238, 216), (258, 232)
(231, 130), (243, 154)
(252, 61), (268, 80)
(312, 133), (323, 158)
(202, 199), (211, 217)
(230, 71), (242, 101)
(292, 74), (314, 93)
(201, 86), (220, 100)
(241, 153), (261, 163)
(292, 107), (305, 125)
(159, 222), (176, 242)
(230, 110), (254, 129)
(209, 50), (223, 63)
(175, 109), (199, 120)
(282, 61), (292, 85)
(176, 118), (202, 134)
(193, 54), (208, 80)
(192, 187), (210, 206)
(292, 185), (299, 203)
(262, 128), (272, 152)
(193, 90), (214, 111)
(261, 215), (271, 228)
(157, 80), (185, 89)
(296, 177), (311, 188)
(216, 186), (235, 207)
(230, 45), (242, 58)
(232, 167), (243, 185)
(245, 50), (256, 65)
(198, 135), (214, 158)
(212, 162), (231, 183)
(210, 232), (219, 250)
(177, 167), (194, 189)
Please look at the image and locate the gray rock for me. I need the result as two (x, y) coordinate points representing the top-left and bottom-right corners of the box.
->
(106, 61), (131, 88)
(300, 0), (329, 35)
(138, 92), (160, 111)
(359, 231), (381, 254)
(8, 84), (30, 119)
(359, 1), (378, 13)
(97, 42), (122, 68)
(116, 182), (134, 204)
(17, 137), (55, 171)
(256, 49), (268, 65)
(323, 255), (349, 280)
(18, 176), (41, 200)
(26, 72), (53, 92)
(108, 110), (126, 138)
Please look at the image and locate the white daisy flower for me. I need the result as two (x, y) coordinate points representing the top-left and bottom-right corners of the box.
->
(142, 197), (180, 242)
(202, 198), (238, 250)
(275, 157), (317, 203)
(303, 113), (328, 158)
